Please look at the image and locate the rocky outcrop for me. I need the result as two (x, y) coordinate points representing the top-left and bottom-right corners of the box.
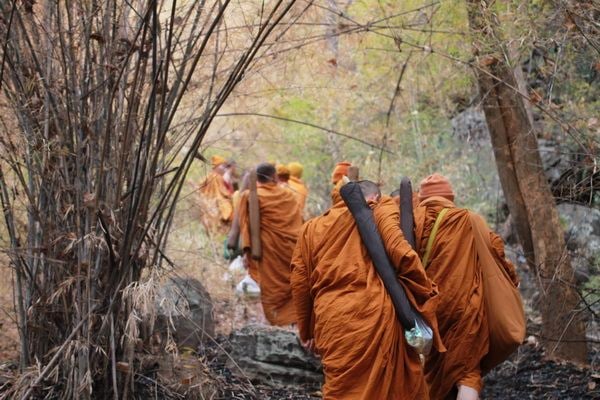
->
(452, 107), (598, 205)
(451, 107), (490, 147)
(226, 325), (322, 387)
(155, 277), (215, 349)
(558, 203), (600, 283)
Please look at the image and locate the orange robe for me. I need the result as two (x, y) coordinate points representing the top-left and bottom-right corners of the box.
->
(291, 196), (443, 400)
(287, 176), (309, 214)
(198, 171), (233, 233)
(238, 182), (302, 326)
(414, 196), (519, 399)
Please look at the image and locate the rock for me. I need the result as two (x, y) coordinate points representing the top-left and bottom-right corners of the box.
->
(538, 139), (569, 183)
(505, 204), (599, 286)
(526, 335), (538, 347)
(450, 109), (570, 181)
(155, 277), (215, 349)
(558, 203), (600, 259)
(451, 107), (490, 147)
(558, 204), (600, 284)
(226, 325), (322, 387)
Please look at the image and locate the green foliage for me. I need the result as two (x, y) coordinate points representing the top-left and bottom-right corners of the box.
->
(195, 0), (598, 216)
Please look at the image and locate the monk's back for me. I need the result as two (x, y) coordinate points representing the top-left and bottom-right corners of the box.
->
(238, 180), (303, 326)
(298, 201), (427, 400)
(414, 197), (488, 399)
(307, 206), (390, 326)
(415, 204), (479, 327)
(257, 183), (302, 239)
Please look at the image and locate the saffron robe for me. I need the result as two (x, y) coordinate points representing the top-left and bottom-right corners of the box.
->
(238, 182), (302, 325)
(287, 176), (309, 214)
(291, 196), (443, 399)
(414, 196), (519, 399)
(198, 171), (233, 233)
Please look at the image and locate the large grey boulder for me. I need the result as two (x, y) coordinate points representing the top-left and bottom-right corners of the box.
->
(558, 203), (600, 282)
(155, 277), (215, 349)
(504, 204), (599, 285)
(226, 325), (322, 387)
(558, 203), (600, 258)
(451, 107), (490, 147)
(451, 108), (574, 186)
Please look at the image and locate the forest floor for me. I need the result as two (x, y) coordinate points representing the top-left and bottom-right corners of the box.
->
(0, 213), (598, 398)
(482, 344), (599, 399)
(200, 333), (599, 400)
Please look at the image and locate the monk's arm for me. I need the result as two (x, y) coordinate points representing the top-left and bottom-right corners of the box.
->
(490, 231), (520, 286)
(373, 198), (427, 280)
(290, 225), (314, 342)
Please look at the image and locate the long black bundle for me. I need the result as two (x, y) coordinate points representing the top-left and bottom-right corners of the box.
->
(340, 182), (418, 330)
(399, 177), (416, 249)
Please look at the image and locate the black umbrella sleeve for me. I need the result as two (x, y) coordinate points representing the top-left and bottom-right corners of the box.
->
(340, 182), (418, 330)
(400, 177), (416, 249)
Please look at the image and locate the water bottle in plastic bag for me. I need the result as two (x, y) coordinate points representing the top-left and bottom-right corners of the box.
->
(235, 274), (261, 299)
(404, 316), (433, 357)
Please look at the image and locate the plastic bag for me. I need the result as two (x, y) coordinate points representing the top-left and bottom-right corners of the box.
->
(222, 255), (246, 282)
(228, 255), (246, 274)
(235, 274), (261, 299)
(404, 315), (433, 357)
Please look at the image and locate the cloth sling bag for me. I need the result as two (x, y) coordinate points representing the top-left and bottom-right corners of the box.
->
(469, 212), (526, 373)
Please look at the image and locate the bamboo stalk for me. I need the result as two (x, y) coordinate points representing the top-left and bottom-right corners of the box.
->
(0, 0), (301, 396)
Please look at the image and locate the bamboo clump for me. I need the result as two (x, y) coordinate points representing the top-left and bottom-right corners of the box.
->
(0, 0), (299, 398)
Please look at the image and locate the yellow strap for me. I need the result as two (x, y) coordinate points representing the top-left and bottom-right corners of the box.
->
(422, 208), (449, 268)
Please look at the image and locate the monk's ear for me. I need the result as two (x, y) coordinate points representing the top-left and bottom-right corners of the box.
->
(365, 193), (380, 204)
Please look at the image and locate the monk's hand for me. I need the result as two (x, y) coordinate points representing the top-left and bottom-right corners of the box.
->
(302, 338), (317, 354)
(242, 251), (250, 270)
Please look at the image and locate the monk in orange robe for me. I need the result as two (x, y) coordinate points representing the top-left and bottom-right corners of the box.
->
(413, 174), (519, 400)
(291, 180), (443, 400)
(238, 163), (303, 326)
(287, 162), (309, 214)
(276, 163), (291, 185)
(198, 155), (234, 234)
(331, 160), (352, 184)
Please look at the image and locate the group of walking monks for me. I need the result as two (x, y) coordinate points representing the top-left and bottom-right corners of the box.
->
(198, 158), (521, 400)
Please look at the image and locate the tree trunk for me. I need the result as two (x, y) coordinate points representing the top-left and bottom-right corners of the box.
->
(466, 0), (587, 363)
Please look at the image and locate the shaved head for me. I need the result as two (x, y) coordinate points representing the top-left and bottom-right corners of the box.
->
(256, 163), (276, 183)
(357, 180), (381, 202)
(390, 189), (400, 198)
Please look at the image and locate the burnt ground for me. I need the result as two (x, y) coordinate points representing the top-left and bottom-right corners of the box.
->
(199, 335), (599, 400)
(482, 344), (599, 399)
(1, 339), (597, 399)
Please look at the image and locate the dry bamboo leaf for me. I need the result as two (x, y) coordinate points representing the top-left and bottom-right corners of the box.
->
(83, 192), (96, 208)
(116, 362), (130, 373)
(529, 90), (542, 104)
(479, 55), (498, 67)
(180, 375), (194, 385)
(90, 33), (105, 43)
